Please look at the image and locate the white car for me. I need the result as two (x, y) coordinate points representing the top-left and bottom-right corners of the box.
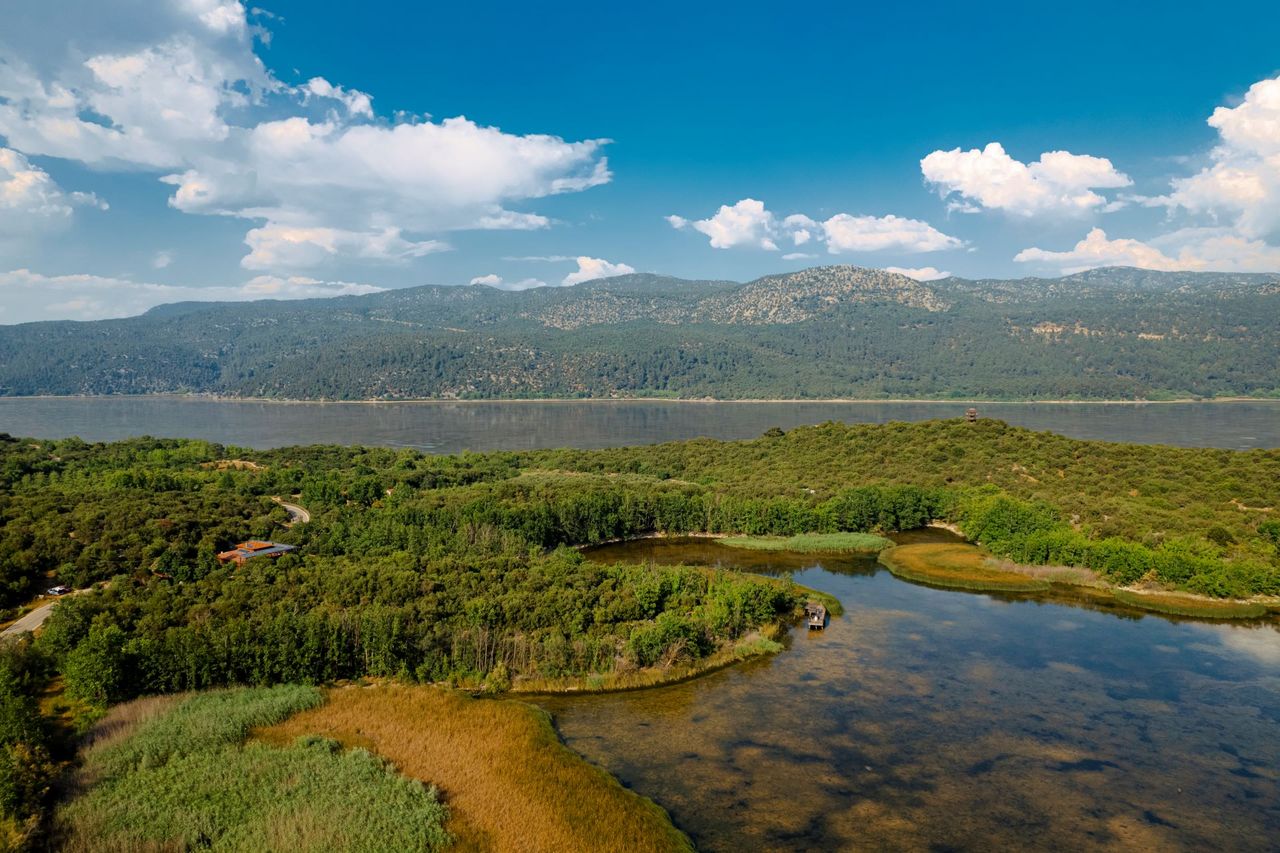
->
(46, 586), (71, 596)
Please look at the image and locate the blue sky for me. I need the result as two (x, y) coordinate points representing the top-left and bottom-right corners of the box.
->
(2, 0), (1279, 321)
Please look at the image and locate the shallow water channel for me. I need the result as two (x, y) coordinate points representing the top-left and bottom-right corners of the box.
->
(537, 536), (1280, 851)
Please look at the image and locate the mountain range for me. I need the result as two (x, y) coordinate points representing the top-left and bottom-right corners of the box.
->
(2, 266), (1278, 400)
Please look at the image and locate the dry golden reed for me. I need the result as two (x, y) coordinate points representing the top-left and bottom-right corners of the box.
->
(259, 684), (693, 853)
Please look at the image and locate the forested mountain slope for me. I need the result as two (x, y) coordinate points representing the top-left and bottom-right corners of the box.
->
(2, 266), (1278, 400)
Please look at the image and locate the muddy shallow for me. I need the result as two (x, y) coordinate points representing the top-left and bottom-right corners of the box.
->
(537, 537), (1280, 851)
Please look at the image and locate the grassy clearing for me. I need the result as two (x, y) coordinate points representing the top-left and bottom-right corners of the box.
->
(259, 684), (694, 852)
(880, 543), (1051, 593)
(57, 686), (451, 852)
(1112, 589), (1268, 619)
(721, 532), (893, 553)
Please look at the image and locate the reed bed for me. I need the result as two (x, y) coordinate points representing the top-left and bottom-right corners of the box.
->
(57, 686), (451, 852)
(720, 532), (893, 553)
(1112, 589), (1267, 619)
(259, 684), (694, 852)
(880, 543), (1051, 592)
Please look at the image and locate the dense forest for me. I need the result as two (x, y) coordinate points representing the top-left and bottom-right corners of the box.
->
(1, 419), (1279, 841)
(2, 266), (1279, 400)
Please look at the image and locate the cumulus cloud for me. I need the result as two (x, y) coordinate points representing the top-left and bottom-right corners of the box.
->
(1159, 74), (1280, 240)
(921, 142), (1131, 217)
(1018, 73), (1280, 276)
(300, 77), (373, 118)
(1013, 226), (1280, 274)
(152, 250), (174, 269)
(668, 199), (778, 250)
(562, 256), (636, 286)
(885, 266), (951, 281)
(0, 268), (382, 323)
(821, 213), (961, 253)
(0, 147), (106, 236)
(668, 199), (960, 255)
(0, 0), (611, 271)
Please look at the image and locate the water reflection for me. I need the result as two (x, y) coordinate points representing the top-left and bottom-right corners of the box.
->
(544, 541), (1280, 850)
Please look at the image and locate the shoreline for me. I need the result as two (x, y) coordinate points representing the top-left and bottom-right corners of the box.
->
(2, 392), (1278, 406)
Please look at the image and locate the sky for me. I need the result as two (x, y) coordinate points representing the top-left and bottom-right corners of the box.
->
(2, 0), (1280, 322)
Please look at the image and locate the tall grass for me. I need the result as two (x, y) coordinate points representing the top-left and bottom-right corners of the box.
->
(720, 532), (893, 553)
(260, 684), (694, 852)
(1112, 589), (1267, 619)
(880, 543), (1051, 593)
(57, 686), (451, 852)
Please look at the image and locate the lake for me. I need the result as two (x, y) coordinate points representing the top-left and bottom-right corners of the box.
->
(547, 537), (1280, 851)
(1, 397), (1279, 450)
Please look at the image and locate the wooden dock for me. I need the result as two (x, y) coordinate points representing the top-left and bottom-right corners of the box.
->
(805, 602), (828, 630)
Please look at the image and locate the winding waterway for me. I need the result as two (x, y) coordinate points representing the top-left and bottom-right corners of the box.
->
(1, 397), (1279, 450)
(542, 537), (1280, 851)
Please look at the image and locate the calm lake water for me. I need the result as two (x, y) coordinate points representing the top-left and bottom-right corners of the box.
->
(550, 537), (1280, 851)
(1, 397), (1279, 450)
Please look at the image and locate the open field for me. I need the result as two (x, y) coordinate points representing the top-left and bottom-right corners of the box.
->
(258, 684), (693, 853)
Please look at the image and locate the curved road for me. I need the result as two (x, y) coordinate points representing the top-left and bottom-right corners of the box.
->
(274, 499), (311, 525)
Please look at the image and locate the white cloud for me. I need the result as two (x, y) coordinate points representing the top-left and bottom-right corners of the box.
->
(562, 256), (636, 286)
(300, 77), (373, 118)
(468, 273), (547, 291)
(1161, 74), (1280, 240)
(921, 142), (1131, 216)
(152, 250), (174, 269)
(1012, 226), (1280, 274)
(782, 252), (817, 260)
(821, 213), (961, 253)
(241, 225), (448, 270)
(0, 1), (611, 272)
(669, 198), (777, 250)
(886, 266), (951, 281)
(0, 147), (106, 239)
(668, 199), (960, 255)
(0, 268), (382, 323)
(1014, 228), (1182, 273)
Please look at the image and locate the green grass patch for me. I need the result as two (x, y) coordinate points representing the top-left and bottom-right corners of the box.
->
(881, 543), (1050, 593)
(1113, 589), (1267, 619)
(58, 686), (451, 852)
(720, 532), (893, 553)
(797, 585), (845, 618)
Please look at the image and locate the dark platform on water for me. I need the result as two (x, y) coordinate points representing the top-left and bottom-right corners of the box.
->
(805, 602), (828, 630)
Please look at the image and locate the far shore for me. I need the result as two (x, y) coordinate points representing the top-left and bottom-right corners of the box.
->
(3, 392), (1278, 406)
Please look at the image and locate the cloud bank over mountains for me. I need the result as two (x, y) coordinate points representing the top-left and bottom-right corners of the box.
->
(1, 1), (1279, 322)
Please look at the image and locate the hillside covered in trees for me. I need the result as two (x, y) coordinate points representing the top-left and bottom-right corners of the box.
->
(2, 266), (1279, 400)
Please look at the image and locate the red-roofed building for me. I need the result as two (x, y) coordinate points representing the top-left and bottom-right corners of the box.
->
(216, 541), (296, 566)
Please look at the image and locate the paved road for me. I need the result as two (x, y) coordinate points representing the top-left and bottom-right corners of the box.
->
(275, 499), (311, 525)
(2, 585), (102, 638)
(3, 598), (64, 637)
